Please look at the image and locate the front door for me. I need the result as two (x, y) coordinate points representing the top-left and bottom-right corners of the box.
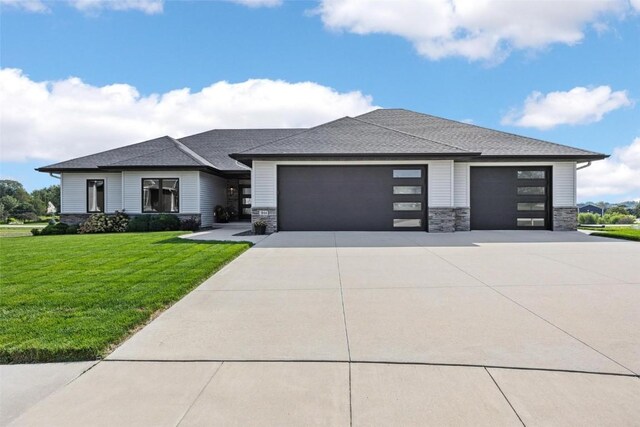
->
(238, 184), (251, 220)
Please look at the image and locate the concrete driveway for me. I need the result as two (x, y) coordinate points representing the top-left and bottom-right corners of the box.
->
(10, 231), (640, 426)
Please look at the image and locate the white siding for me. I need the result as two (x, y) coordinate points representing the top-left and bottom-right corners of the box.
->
(428, 160), (454, 207)
(252, 161), (277, 207)
(122, 170), (199, 213)
(453, 162), (469, 207)
(199, 172), (227, 227)
(60, 172), (122, 213)
(553, 162), (577, 207)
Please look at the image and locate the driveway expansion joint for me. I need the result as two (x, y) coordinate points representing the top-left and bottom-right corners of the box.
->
(484, 367), (526, 426)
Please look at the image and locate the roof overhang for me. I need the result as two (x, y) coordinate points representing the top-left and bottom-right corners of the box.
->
(229, 152), (483, 167)
(467, 154), (609, 162)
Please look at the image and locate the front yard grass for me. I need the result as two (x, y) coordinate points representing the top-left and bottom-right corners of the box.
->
(0, 225), (44, 238)
(0, 232), (251, 363)
(579, 226), (640, 242)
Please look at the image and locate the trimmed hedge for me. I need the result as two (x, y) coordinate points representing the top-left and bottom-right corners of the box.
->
(126, 214), (183, 232)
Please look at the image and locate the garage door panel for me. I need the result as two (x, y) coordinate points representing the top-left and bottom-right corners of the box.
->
(278, 166), (427, 231)
(471, 167), (551, 230)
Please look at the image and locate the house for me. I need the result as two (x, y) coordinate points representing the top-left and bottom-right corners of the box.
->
(578, 204), (605, 215)
(37, 109), (607, 232)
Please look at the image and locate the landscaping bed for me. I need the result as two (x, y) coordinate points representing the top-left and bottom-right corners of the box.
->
(0, 231), (250, 363)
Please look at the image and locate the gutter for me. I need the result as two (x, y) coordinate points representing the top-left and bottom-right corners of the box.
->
(576, 161), (592, 170)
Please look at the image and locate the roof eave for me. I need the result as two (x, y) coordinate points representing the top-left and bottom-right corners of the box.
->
(471, 154), (609, 162)
(229, 152), (482, 167)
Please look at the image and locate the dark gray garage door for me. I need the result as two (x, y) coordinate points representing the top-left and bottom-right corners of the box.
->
(470, 166), (551, 230)
(277, 165), (427, 231)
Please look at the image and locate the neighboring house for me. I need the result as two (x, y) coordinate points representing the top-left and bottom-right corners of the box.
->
(578, 204), (605, 215)
(38, 109), (606, 232)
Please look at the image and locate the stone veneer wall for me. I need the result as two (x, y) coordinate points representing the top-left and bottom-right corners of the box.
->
(553, 207), (578, 231)
(454, 207), (470, 232)
(251, 207), (277, 233)
(61, 213), (202, 225)
(428, 207), (456, 233)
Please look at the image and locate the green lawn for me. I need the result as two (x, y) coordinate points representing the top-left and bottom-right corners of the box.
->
(0, 232), (251, 363)
(0, 225), (45, 238)
(580, 226), (640, 242)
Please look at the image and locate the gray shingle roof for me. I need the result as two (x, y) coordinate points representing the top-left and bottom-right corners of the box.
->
(356, 109), (604, 158)
(232, 117), (475, 157)
(38, 109), (606, 173)
(38, 136), (176, 171)
(178, 128), (303, 171)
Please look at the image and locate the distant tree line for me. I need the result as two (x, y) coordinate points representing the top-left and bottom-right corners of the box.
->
(0, 180), (60, 223)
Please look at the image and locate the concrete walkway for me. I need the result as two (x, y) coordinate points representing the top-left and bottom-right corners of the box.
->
(8, 231), (640, 426)
(1, 362), (96, 426)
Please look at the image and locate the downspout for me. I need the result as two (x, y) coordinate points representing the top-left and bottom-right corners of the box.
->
(49, 172), (61, 180)
(575, 162), (591, 209)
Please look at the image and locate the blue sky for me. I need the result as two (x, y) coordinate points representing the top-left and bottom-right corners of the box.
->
(0, 0), (639, 201)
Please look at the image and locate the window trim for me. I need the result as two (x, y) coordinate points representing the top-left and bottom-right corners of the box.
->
(86, 179), (105, 213)
(141, 178), (180, 213)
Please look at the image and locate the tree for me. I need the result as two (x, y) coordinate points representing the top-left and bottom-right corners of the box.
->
(0, 180), (30, 203)
(606, 205), (629, 215)
(31, 185), (60, 215)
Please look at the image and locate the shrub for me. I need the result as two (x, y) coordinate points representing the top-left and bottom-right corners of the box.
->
(148, 214), (181, 231)
(78, 213), (110, 234)
(180, 216), (201, 232)
(601, 213), (636, 224)
(126, 214), (181, 232)
(616, 215), (637, 225)
(67, 225), (79, 234)
(109, 211), (129, 232)
(126, 215), (150, 232)
(78, 211), (129, 234)
(578, 212), (600, 225)
(37, 222), (70, 236)
(14, 212), (40, 223)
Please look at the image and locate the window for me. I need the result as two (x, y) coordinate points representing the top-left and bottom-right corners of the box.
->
(393, 202), (422, 211)
(393, 186), (422, 195)
(142, 178), (179, 213)
(393, 219), (422, 227)
(517, 170), (545, 179)
(517, 202), (545, 211)
(517, 218), (545, 227)
(393, 169), (422, 178)
(87, 180), (104, 213)
(517, 186), (545, 195)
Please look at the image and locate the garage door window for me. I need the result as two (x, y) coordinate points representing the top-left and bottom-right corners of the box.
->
(517, 202), (545, 211)
(517, 170), (546, 179)
(393, 169), (422, 178)
(393, 202), (422, 211)
(393, 186), (422, 195)
(517, 218), (545, 227)
(393, 219), (422, 227)
(517, 186), (545, 195)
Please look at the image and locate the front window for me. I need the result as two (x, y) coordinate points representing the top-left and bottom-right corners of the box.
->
(87, 180), (104, 213)
(143, 178), (179, 213)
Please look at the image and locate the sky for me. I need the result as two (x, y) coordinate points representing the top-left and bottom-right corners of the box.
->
(0, 0), (639, 202)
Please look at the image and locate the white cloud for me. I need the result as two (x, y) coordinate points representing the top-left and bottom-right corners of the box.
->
(67, 0), (163, 14)
(0, 0), (49, 12)
(502, 86), (632, 130)
(0, 68), (376, 162)
(317, 0), (631, 62)
(0, 0), (163, 14)
(578, 137), (640, 201)
(631, 0), (640, 11)
(227, 0), (282, 8)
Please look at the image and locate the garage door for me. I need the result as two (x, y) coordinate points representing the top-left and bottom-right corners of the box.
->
(277, 165), (427, 231)
(470, 166), (551, 230)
